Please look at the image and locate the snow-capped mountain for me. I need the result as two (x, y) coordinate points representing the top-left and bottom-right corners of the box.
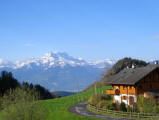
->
(14, 52), (88, 69)
(91, 59), (117, 68)
(0, 59), (15, 68)
(0, 52), (115, 91)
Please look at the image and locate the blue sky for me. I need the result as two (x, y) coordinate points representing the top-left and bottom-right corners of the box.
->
(0, 0), (159, 61)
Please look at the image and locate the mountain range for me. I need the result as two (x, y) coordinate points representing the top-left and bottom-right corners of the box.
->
(0, 52), (116, 91)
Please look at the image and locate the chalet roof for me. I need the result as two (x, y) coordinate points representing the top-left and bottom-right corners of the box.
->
(105, 64), (159, 85)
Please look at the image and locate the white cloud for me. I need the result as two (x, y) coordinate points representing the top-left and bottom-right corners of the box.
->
(154, 34), (159, 39)
(52, 82), (58, 86)
(24, 43), (33, 47)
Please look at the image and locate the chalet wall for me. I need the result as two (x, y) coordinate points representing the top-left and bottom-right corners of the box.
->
(113, 94), (137, 105)
(113, 85), (136, 95)
(136, 69), (159, 94)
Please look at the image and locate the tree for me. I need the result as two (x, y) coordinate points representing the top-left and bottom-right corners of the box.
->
(34, 84), (56, 100)
(136, 95), (159, 113)
(0, 71), (20, 96)
(0, 71), (56, 100)
(0, 88), (47, 120)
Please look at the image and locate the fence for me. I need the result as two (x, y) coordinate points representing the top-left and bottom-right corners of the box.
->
(87, 104), (159, 119)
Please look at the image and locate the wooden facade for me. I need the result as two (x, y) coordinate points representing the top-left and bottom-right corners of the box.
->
(136, 69), (159, 94)
(107, 68), (159, 95)
(106, 65), (159, 105)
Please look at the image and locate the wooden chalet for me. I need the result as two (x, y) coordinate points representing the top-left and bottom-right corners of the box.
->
(105, 63), (159, 106)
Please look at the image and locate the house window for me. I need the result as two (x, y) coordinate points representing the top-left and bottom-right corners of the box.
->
(129, 96), (134, 105)
(122, 96), (127, 100)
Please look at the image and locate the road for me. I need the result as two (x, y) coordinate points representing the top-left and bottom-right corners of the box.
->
(69, 101), (137, 120)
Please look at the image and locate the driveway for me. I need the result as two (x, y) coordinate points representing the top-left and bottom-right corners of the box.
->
(69, 101), (137, 120)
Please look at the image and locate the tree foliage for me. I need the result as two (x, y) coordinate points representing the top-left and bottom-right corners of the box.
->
(21, 82), (56, 100)
(0, 88), (47, 120)
(136, 95), (159, 113)
(0, 71), (56, 100)
(0, 71), (20, 96)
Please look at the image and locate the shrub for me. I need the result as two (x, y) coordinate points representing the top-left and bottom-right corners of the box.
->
(127, 106), (132, 112)
(137, 95), (159, 113)
(88, 94), (101, 106)
(101, 94), (112, 100)
(119, 102), (127, 112)
(97, 100), (107, 108)
(0, 88), (47, 120)
(106, 103), (117, 110)
(136, 95), (144, 112)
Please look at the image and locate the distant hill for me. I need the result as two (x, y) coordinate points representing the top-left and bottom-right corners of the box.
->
(54, 91), (76, 97)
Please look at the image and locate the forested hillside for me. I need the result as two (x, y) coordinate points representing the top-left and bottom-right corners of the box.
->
(101, 57), (148, 83)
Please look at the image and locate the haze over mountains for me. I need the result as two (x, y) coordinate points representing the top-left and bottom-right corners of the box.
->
(0, 52), (116, 91)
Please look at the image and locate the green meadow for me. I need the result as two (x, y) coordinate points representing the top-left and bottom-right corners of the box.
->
(38, 86), (111, 120)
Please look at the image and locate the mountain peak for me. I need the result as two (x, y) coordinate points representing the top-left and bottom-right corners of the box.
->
(44, 52), (53, 58)
(0, 52), (117, 69)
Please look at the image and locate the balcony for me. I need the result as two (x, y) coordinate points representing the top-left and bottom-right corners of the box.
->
(106, 89), (120, 95)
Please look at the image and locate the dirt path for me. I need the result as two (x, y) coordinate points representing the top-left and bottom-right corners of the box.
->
(69, 101), (137, 120)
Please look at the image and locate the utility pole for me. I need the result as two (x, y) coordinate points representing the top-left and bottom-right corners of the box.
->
(76, 78), (80, 102)
(94, 79), (97, 95)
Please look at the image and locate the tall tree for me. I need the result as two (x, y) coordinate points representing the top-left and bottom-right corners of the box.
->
(0, 71), (20, 96)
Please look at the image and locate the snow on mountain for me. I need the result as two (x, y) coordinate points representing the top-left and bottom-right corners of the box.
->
(90, 59), (117, 68)
(0, 59), (15, 68)
(0, 52), (116, 91)
(13, 52), (88, 69)
(0, 52), (116, 69)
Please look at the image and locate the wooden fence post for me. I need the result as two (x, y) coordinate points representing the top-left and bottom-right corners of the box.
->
(138, 113), (140, 118)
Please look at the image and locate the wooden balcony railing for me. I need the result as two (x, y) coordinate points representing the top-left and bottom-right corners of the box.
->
(106, 89), (120, 95)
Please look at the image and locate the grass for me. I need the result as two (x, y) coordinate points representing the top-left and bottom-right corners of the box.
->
(0, 85), (112, 120)
(38, 86), (112, 120)
(87, 105), (142, 120)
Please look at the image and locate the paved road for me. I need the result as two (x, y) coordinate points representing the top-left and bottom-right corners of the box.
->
(69, 101), (137, 120)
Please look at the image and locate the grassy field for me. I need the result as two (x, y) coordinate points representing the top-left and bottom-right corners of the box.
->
(39, 86), (111, 120)
(0, 86), (111, 120)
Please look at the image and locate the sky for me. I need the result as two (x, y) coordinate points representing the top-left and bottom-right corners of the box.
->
(0, 0), (159, 62)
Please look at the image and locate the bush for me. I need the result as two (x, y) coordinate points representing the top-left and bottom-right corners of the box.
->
(137, 95), (159, 113)
(119, 102), (127, 112)
(97, 100), (107, 108)
(101, 94), (112, 101)
(0, 88), (47, 120)
(88, 94), (113, 106)
(106, 103), (117, 110)
(127, 106), (132, 112)
(88, 94), (101, 106)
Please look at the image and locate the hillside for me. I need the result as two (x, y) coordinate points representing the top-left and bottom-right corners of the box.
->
(30, 86), (111, 120)
(101, 57), (148, 83)
(54, 91), (76, 97)
(0, 85), (111, 120)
